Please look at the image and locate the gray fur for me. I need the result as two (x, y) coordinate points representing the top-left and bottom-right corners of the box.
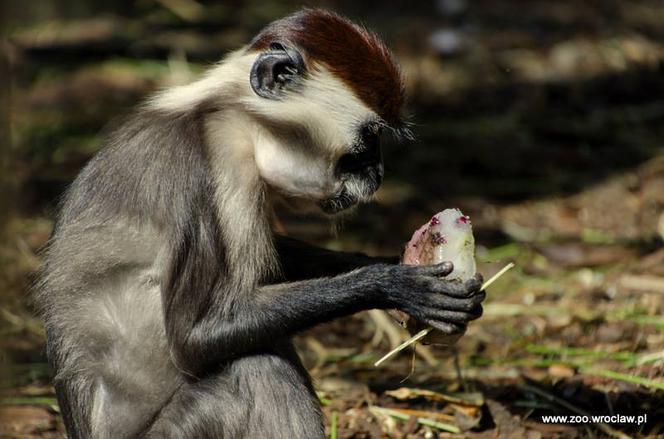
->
(34, 16), (485, 439)
(35, 105), (342, 439)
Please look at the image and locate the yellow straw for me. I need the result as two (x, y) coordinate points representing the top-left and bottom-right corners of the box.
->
(374, 263), (515, 367)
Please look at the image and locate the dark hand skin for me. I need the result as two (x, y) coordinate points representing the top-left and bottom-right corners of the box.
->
(275, 235), (485, 336)
(169, 236), (486, 376)
(370, 261), (484, 335)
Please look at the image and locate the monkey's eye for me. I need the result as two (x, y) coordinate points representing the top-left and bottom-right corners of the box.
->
(361, 124), (382, 148)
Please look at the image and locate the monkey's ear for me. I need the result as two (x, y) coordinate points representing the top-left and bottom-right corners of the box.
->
(250, 43), (306, 99)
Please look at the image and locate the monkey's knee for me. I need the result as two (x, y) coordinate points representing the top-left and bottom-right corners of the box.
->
(144, 379), (250, 439)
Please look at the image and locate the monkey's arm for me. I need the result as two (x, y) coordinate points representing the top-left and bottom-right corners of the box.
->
(274, 235), (398, 281)
(167, 262), (484, 376)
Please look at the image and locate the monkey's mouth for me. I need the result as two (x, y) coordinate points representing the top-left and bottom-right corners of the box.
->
(318, 189), (359, 214)
(319, 163), (384, 214)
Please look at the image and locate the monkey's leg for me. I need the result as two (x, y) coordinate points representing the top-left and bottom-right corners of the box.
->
(49, 332), (180, 439)
(274, 234), (398, 280)
(49, 372), (94, 439)
(43, 251), (182, 439)
(145, 341), (324, 439)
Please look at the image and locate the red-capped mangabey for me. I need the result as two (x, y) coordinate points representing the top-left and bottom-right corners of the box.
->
(35, 9), (485, 439)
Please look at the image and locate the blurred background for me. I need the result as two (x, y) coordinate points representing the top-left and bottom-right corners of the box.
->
(1, 0), (664, 437)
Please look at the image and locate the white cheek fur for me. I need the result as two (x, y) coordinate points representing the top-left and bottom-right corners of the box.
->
(254, 137), (333, 198)
(242, 65), (377, 154)
(148, 50), (255, 112)
(150, 51), (378, 203)
(248, 66), (377, 199)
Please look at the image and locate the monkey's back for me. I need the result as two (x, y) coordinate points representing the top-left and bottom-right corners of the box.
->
(35, 134), (182, 437)
(34, 108), (324, 438)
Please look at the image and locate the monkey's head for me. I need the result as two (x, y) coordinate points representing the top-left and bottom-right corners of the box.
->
(243, 9), (408, 214)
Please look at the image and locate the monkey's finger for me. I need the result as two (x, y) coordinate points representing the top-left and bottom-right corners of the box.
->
(425, 290), (486, 311)
(423, 319), (466, 336)
(468, 273), (484, 291)
(422, 277), (473, 297)
(421, 308), (482, 324)
(413, 261), (454, 277)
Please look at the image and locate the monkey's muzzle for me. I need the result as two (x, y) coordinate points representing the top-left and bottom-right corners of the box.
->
(320, 157), (384, 214)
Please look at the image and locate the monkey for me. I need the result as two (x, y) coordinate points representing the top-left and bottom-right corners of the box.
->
(34, 8), (485, 439)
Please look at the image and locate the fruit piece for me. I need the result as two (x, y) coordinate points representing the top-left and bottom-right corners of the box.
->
(403, 208), (476, 281)
(396, 208), (477, 344)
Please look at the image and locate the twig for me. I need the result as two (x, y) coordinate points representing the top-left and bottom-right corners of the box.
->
(481, 262), (516, 290)
(374, 329), (430, 367)
(374, 263), (515, 367)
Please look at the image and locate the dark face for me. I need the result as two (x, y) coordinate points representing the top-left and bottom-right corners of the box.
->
(319, 123), (384, 214)
(248, 9), (406, 216)
(248, 40), (399, 216)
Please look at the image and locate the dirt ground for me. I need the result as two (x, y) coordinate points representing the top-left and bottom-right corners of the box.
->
(2, 1), (664, 438)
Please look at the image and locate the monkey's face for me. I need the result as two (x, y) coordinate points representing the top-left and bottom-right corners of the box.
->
(246, 43), (387, 214)
(320, 122), (384, 214)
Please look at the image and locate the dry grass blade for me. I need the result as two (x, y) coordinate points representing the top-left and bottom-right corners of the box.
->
(374, 329), (430, 366)
(581, 368), (664, 390)
(480, 263), (516, 290)
(330, 411), (338, 439)
(369, 406), (461, 433)
(385, 387), (484, 406)
(374, 263), (515, 367)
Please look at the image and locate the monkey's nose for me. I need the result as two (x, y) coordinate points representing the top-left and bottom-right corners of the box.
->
(336, 150), (382, 175)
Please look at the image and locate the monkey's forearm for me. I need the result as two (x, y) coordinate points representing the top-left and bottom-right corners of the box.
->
(274, 235), (398, 281)
(173, 267), (387, 375)
(171, 263), (484, 376)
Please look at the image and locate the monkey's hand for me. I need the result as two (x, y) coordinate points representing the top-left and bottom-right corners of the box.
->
(373, 261), (485, 335)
